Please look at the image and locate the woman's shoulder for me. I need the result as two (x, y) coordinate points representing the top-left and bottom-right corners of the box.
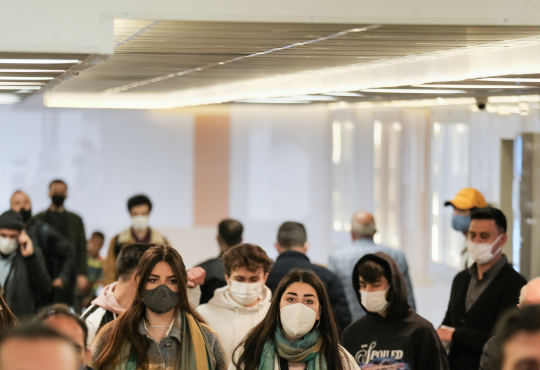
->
(200, 322), (229, 370)
(338, 345), (361, 370)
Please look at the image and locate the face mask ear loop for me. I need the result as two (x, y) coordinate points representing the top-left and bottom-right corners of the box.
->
(315, 320), (320, 329)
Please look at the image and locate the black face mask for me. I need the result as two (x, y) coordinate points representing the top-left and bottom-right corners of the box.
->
(51, 195), (65, 207)
(142, 284), (180, 314)
(19, 209), (32, 223)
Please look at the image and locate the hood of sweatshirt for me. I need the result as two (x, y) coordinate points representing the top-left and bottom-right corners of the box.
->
(207, 283), (272, 311)
(91, 282), (125, 315)
(352, 252), (411, 320)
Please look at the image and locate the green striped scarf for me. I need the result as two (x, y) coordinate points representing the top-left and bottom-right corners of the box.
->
(259, 327), (326, 370)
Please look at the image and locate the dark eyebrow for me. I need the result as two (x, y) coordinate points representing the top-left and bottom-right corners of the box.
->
(285, 292), (298, 296)
(304, 294), (316, 298)
(167, 275), (176, 279)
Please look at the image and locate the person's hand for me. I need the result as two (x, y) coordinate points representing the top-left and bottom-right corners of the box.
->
(18, 230), (34, 257)
(77, 275), (90, 291)
(437, 325), (455, 342)
(52, 277), (64, 288)
(187, 267), (206, 288)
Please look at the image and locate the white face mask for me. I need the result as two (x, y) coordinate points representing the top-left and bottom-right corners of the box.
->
(280, 303), (317, 338)
(0, 236), (18, 255)
(467, 234), (503, 265)
(360, 286), (390, 314)
(131, 215), (149, 231)
(229, 281), (263, 306)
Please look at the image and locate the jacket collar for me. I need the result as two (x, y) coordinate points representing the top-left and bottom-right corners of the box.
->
(277, 250), (310, 262)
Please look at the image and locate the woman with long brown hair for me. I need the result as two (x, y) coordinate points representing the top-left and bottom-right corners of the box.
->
(231, 268), (358, 370)
(0, 292), (17, 332)
(91, 244), (227, 370)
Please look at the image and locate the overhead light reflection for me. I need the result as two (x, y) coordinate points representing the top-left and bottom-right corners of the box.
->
(413, 84), (532, 89)
(361, 89), (466, 94)
(0, 59), (79, 64)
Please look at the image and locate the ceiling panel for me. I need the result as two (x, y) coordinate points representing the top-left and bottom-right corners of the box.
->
(52, 20), (540, 97)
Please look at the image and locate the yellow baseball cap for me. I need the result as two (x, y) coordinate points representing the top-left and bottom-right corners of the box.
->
(444, 188), (487, 210)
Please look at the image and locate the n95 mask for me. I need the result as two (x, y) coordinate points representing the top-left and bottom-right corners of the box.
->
(280, 303), (317, 338)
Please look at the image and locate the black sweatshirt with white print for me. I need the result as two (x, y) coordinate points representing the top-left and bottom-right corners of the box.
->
(341, 252), (449, 370)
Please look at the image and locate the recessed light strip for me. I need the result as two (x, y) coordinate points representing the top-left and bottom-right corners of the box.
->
(360, 88), (466, 94)
(0, 59), (79, 64)
(413, 84), (533, 89)
(0, 69), (64, 73)
(478, 78), (540, 83)
(104, 25), (380, 95)
(0, 86), (41, 90)
(0, 82), (44, 86)
(0, 76), (53, 80)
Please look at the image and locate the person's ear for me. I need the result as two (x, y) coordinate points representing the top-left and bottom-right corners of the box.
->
(304, 242), (311, 253)
(86, 348), (92, 364)
(500, 233), (508, 247)
(262, 272), (269, 284)
(316, 306), (321, 321)
(225, 275), (231, 285)
(274, 243), (283, 253)
(517, 303), (521, 308)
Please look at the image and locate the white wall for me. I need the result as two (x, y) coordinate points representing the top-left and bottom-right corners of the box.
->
(0, 100), (204, 264)
(229, 105), (332, 264)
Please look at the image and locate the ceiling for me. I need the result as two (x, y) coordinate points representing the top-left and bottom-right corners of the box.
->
(49, 20), (540, 102)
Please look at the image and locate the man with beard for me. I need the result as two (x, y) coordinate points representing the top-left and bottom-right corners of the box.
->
(10, 190), (75, 308)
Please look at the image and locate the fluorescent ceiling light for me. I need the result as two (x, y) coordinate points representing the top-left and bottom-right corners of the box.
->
(236, 98), (310, 104)
(0, 76), (53, 80)
(0, 59), (79, 64)
(286, 95), (337, 101)
(360, 89), (466, 94)
(0, 82), (44, 86)
(0, 86), (41, 90)
(413, 84), (532, 89)
(478, 78), (540, 83)
(0, 69), (64, 73)
(0, 94), (21, 103)
(322, 92), (364, 97)
(16, 90), (35, 94)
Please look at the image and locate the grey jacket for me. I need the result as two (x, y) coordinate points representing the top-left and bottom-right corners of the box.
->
(479, 336), (497, 370)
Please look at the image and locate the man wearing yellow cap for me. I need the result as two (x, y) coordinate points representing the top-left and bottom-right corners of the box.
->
(445, 188), (488, 268)
(445, 188), (488, 235)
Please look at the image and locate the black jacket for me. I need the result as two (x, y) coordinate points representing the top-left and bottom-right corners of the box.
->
(441, 260), (526, 370)
(266, 251), (352, 330)
(2, 248), (52, 317)
(26, 217), (76, 307)
(197, 256), (227, 305)
(342, 252), (449, 370)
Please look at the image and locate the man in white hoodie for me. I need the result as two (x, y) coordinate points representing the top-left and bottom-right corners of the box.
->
(82, 243), (205, 346)
(197, 243), (273, 360)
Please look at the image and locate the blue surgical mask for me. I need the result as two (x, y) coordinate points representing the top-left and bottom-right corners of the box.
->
(451, 215), (471, 232)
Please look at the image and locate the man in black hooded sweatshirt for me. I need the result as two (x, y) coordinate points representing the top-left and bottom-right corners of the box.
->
(342, 252), (449, 370)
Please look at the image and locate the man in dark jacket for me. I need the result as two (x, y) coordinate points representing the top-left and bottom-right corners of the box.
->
(197, 219), (243, 304)
(438, 207), (526, 370)
(34, 179), (88, 312)
(342, 252), (449, 369)
(0, 210), (52, 317)
(10, 190), (75, 308)
(266, 221), (352, 330)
